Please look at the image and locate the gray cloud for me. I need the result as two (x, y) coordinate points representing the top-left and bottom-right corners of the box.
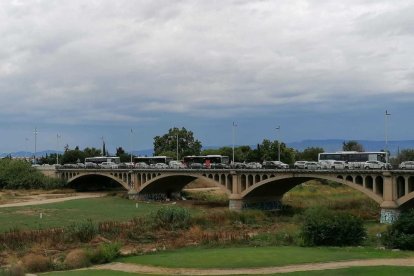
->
(1, 0), (413, 126)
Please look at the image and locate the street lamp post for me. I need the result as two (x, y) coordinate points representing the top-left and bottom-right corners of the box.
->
(33, 128), (38, 164)
(56, 134), (61, 165)
(130, 129), (133, 164)
(385, 110), (391, 165)
(276, 126), (281, 162)
(232, 122), (237, 164)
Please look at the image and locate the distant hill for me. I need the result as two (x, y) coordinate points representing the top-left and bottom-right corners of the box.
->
(287, 139), (414, 155)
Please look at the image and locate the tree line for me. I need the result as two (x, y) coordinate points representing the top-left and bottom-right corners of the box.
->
(36, 127), (412, 165)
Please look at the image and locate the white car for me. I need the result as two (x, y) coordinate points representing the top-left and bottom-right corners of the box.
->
(169, 161), (186, 169)
(99, 162), (118, 169)
(330, 161), (349, 170)
(399, 161), (414, 170)
(294, 161), (307, 169)
(363, 160), (388, 170)
(319, 160), (335, 169)
(154, 163), (169, 169)
(135, 162), (149, 168)
(262, 161), (288, 169)
(246, 162), (263, 169)
(304, 161), (321, 170)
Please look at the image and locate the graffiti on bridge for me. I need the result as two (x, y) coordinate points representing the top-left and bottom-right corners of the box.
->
(242, 200), (285, 211)
(134, 192), (183, 201)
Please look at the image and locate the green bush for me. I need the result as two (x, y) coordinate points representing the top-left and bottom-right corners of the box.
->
(152, 206), (192, 231)
(300, 207), (366, 246)
(382, 209), (414, 250)
(66, 219), (97, 243)
(88, 242), (121, 264)
(0, 159), (64, 189)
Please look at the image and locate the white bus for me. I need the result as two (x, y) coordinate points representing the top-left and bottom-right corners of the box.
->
(84, 156), (120, 164)
(318, 151), (388, 169)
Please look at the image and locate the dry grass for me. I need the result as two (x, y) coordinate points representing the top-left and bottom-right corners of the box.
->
(21, 253), (51, 273)
(64, 248), (90, 269)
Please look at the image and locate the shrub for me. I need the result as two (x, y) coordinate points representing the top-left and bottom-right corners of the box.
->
(21, 254), (51, 273)
(300, 207), (366, 246)
(88, 242), (121, 264)
(382, 209), (414, 250)
(66, 219), (97, 242)
(0, 264), (24, 276)
(64, 249), (90, 269)
(152, 206), (192, 231)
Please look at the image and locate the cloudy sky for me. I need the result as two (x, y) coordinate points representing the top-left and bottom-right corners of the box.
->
(1, 0), (414, 153)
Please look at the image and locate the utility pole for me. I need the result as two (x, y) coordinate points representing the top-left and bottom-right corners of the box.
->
(232, 122), (237, 164)
(56, 134), (61, 165)
(385, 110), (391, 166)
(33, 128), (38, 164)
(276, 126), (281, 162)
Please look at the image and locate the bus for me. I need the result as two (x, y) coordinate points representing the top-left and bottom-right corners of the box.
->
(134, 156), (173, 165)
(84, 156), (120, 164)
(183, 155), (230, 169)
(318, 151), (388, 168)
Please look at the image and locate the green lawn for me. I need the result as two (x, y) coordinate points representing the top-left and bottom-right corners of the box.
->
(286, 266), (414, 276)
(118, 246), (414, 269)
(40, 266), (414, 276)
(0, 196), (170, 232)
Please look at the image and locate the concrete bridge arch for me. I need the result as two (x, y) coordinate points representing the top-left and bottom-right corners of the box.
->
(137, 172), (233, 196)
(62, 171), (131, 190)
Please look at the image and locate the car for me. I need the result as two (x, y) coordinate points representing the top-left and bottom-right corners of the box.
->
(330, 161), (349, 170)
(210, 163), (231, 169)
(363, 160), (389, 170)
(76, 163), (85, 168)
(245, 162), (262, 169)
(169, 160), (186, 169)
(304, 161), (321, 170)
(124, 162), (135, 168)
(85, 162), (98, 168)
(231, 162), (248, 169)
(294, 161), (307, 169)
(189, 162), (204, 169)
(99, 162), (118, 169)
(319, 160), (335, 169)
(154, 163), (169, 169)
(135, 162), (149, 169)
(262, 161), (289, 169)
(399, 161), (414, 170)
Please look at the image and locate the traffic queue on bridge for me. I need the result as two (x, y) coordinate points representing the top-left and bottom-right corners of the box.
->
(56, 151), (409, 171)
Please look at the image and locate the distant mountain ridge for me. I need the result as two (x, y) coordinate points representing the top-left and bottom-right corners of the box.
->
(1, 139), (413, 158)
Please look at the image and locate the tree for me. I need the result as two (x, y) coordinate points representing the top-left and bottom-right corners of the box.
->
(395, 149), (414, 164)
(83, 147), (102, 158)
(296, 147), (324, 161)
(342, 140), (364, 152)
(116, 146), (131, 162)
(153, 127), (202, 159)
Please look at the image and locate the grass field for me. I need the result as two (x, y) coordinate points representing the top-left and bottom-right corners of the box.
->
(0, 196), (172, 232)
(41, 266), (414, 276)
(117, 246), (414, 269)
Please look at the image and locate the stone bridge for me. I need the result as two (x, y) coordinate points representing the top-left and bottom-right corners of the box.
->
(49, 168), (414, 223)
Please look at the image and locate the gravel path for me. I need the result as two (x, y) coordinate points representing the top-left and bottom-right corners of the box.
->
(91, 258), (414, 275)
(0, 193), (105, 208)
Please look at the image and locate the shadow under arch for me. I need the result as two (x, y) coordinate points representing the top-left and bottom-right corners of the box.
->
(139, 173), (232, 196)
(240, 174), (383, 205)
(396, 191), (414, 210)
(66, 172), (129, 191)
